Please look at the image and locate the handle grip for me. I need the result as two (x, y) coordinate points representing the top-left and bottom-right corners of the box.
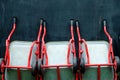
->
(43, 21), (46, 27)
(40, 19), (43, 25)
(103, 19), (107, 26)
(76, 20), (79, 27)
(13, 17), (17, 24)
(70, 19), (74, 26)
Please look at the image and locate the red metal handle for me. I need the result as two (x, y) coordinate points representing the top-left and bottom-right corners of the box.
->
(7, 17), (17, 41)
(5, 17), (17, 64)
(76, 20), (81, 41)
(103, 20), (114, 63)
(103, 20), (112, 42)
(37, 19), (43, 42)
(70, 19), (74, 41)
(42, 21), (46, 43)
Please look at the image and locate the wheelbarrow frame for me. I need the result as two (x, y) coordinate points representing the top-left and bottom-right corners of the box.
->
(76, 20), (118, 80)
(1, 18), (43, 80)
(39, 20), (78, 80)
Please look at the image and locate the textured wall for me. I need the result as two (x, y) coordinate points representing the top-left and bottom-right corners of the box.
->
(0, 0), (120, 57)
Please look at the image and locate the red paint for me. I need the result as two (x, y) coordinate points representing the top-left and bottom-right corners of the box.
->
(98, 66), (100, 80)
(17, 68), (21, 80)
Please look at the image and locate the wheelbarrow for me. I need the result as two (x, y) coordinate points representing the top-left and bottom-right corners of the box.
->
(0, 17), (43, 80)
(37, 20), (78, 80)
(76, 20), (120, 80)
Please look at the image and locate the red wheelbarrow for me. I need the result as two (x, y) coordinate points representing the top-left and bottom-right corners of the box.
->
(0, 17), (43, 80)
(76, 20), (120, 80)
(37, 20), (78, 80)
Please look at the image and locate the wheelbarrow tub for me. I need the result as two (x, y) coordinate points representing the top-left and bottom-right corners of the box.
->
(81, 41), (114, 80)
(43, 41), (75, 80)
(5, 41), (37, 80)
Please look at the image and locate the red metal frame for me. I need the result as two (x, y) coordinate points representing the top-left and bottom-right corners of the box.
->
(77, 22), (118, 80)
(1, 20), (43, 80)
(39, 22), (78, 80)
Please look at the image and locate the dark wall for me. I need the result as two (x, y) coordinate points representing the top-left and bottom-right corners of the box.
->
(0, 0), (120, 57)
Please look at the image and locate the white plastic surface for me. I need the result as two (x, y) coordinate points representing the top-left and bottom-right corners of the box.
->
(81, 41), (109, 64)
(46, 41), (70, 65)
(5, 41), (37, 80)
(44, 41), (75, 80)
(81, 41), (113, 80)
(9, 41), (36, 66)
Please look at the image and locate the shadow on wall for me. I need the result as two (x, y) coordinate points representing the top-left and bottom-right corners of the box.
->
(112, 14), (120, 57)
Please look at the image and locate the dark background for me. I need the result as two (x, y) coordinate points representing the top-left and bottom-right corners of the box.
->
(0, 0), (120, 58)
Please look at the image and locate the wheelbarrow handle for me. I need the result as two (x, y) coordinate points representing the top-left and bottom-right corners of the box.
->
(40, 19), (43, 25)
(13, 17), (17, 24)
(76, 20), (79, 27)
(70, 19), (74, 27)
(43, 21), (46, 27)
(103, 19), (107, 26)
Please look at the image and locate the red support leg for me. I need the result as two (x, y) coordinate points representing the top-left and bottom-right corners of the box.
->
(75, 73), (78, 80)
(80, 73), (82, 80)
(35, 74), (38, 80)
(56, 67), (61, 80)
(40, 75), (42, 80)
(98, 66), (100, 80)
(17, 68), (21, 80)
(2, 74), (4, 80)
